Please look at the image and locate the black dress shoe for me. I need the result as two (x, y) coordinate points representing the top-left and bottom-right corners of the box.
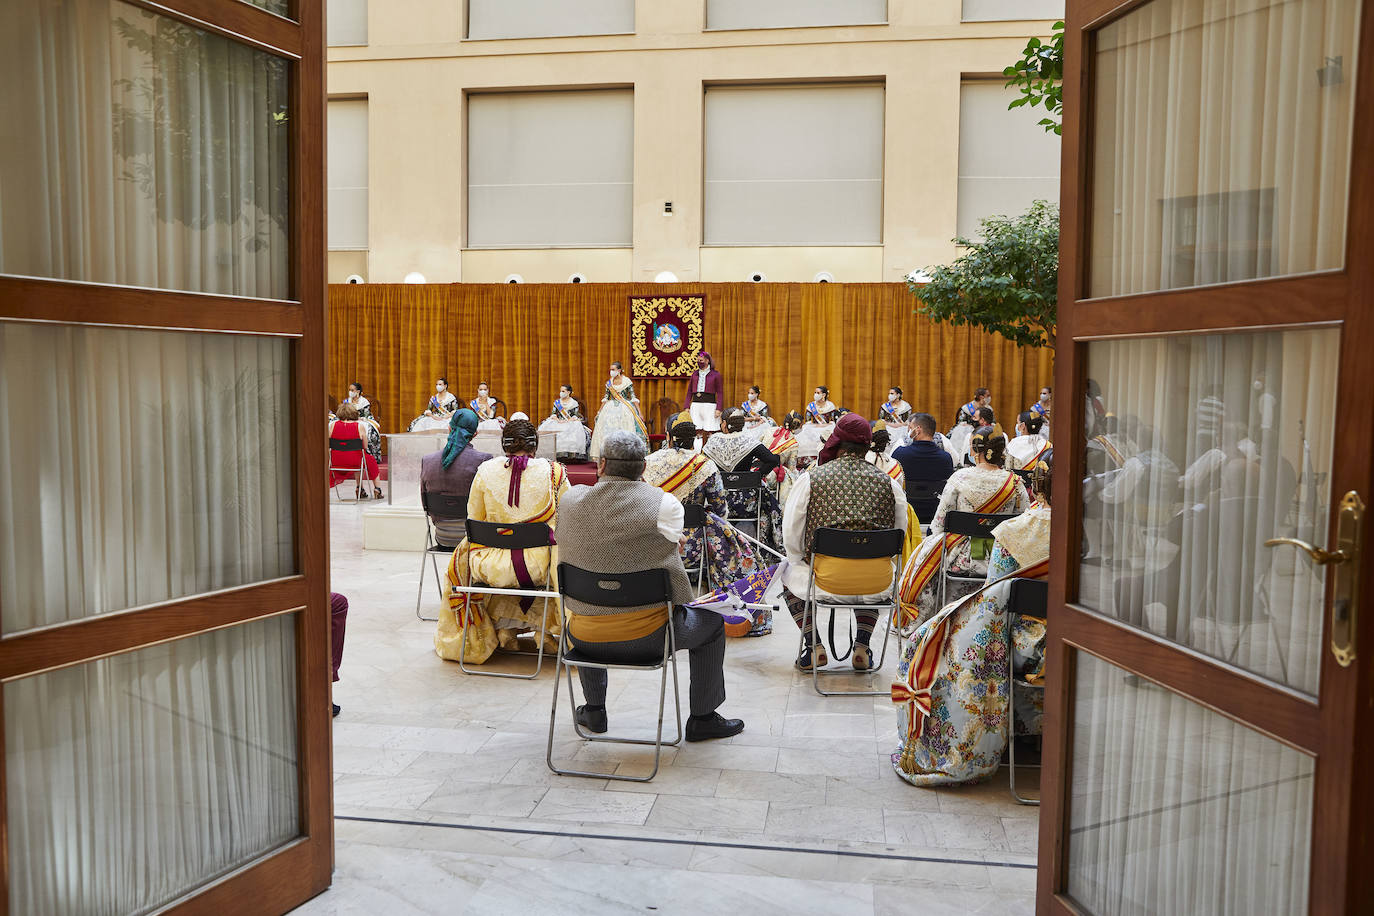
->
(331, 703), (341, 718)
(685, 712), (745, 742)
(575, 704), (608, 734)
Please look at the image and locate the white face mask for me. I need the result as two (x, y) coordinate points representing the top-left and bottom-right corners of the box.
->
(436, 384), (445, 392)
(610, 369), (619, 378)
(478, 390), (488, 399)
(348, 391), (358, 400)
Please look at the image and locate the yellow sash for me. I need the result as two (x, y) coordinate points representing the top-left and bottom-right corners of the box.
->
(896, 472), (1019, 626)
(658, 451), (710, 499)
(607, 383), (648, 440)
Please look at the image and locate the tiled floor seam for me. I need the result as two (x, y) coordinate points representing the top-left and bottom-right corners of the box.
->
(336, 813), (1038, 870)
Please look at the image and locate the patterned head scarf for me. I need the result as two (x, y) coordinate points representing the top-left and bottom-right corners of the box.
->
(818, 412), (871, 465)
(440, 408), (479, 469)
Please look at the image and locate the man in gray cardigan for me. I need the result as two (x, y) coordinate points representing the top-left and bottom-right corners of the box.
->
(555, 431), (744, 742)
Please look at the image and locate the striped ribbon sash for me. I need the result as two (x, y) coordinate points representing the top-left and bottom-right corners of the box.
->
(1027, 439), (1051, 467)
(896, 471), (1020, 624)
(1093, 434), (1125, 468)
(607, 384), (648, 440)
(892, 555), (1050, 743)
(886, 462), (903, 482)
(657, 452), (710, 499)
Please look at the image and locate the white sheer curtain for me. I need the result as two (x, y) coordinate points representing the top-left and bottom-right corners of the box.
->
(1089, 0), (1361, 297)
(1079, 327), (1336, 696)
(1067, 653), (1313, 914)
(0, 322), (295, 634)
(6, 615), (299, 915)
(0, 0), (290, 298)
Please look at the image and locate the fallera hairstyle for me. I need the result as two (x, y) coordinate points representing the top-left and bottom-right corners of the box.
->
(815, 385), (829, 398)
(974, 387), (990, 399)
(477, 381), (489, 390)
(437, 377), (448, 387)
(601, 430), (647, 479)
(911, 412), (937, 436)
(1041, 386), (1052, 395)
(349, 381), (363, 394)
(1031, 449), (1053, 503)
(722, 407), (746, 433)
(670, 416), (698, 449)
(561, 384), (574, 396)
(783, 410), (805, 431)
(870, 427), (891, 452)
(749, 385), (761, 397)
(611, 361), (623, 371)
(335, 403), (360, 421)
(890, 386), (902, 397)
(970, 425), (1008, 466)
(1019, 410), (1045, 436)
(501, 419), (538, 455)
(977, 405), (996, 426)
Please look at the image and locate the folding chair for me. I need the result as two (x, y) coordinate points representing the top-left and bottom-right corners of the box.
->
(453, 519), (560, 679)
(681, 502), (711, 593)
(939, 510), (1018, 608)
(801, 527), (906, 697)
(328, 436), (368, 501)
(906, 479), (944, 532)
(1006, 577), (1048, 806)
(546, 563), (683, 782)
(415, 491), (465, 621)
(720, 469), (764, 540)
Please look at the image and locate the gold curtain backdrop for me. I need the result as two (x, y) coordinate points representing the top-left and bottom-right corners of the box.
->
(329, 282), (1053, 443)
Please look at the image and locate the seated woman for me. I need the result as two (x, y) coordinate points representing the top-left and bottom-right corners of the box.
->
(420, 409), (492, 547)
(589, 361), (648, 459)
(891, 452), (1053, 787)
(1006, 411), (1051, 471)
(740, 386), (771, 431)
(408, 376), (459, 432)
(328, 403), (382, 498)
(806, 385), (839, 425)
(896, 427), (1029, 627)
(434, 419), (569, 663)
(878, 386), (912, 425)
(537, 383), (591, 460)
(643, 415), (769, 636)
(338, 381), (384, 491)
(703, 407), (783, 548)
(865, 422), (905, 490)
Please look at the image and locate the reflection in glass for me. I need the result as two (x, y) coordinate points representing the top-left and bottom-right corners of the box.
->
(0, 322), (295, 634)
(0, 0), (290, 298)
(1090, 0), (1360, 297)
(7, 614), (299, 914)
(1067, 654), (1313, 915)
(1079, 328), (1336, 695)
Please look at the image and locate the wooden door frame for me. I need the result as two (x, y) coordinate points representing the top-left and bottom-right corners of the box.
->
(0, 0), (331, 913)
(1039, 0), (1374, 912)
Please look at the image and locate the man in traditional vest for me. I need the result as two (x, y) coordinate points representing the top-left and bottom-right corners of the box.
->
(555, 430), (745, 741)
(780, 413), (910, 671)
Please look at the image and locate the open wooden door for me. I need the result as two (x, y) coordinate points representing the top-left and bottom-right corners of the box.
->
(0, 0), (330, 913)
(1040, 0), (1374, 912)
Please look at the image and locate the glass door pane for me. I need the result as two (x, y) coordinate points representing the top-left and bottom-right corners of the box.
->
(1078, 327), (1337, 695)
(1067, 653), (1314, 915)
(6, 614), (300, 915)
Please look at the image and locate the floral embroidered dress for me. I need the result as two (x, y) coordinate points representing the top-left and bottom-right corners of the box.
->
(642, 447), (770, 636)
(408, 390), (459, 432)
(590, 378), (648, 458)
(891, 505), (1051, 787)
(537, 396), (590, 459)
(897, 466), (1030, 627)
(434, 457), (570, 664)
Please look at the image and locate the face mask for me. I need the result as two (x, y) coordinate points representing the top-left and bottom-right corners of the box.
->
(1253, 379), (1264, 392)
(348, 392), (358, 400)
(610, 370), (619, 378)
(436, 385), (444, 392)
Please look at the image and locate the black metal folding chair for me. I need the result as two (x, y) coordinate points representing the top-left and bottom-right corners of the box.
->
(416, 491), (465, 621)
(328, 436), (368, 501)
(546, 563), (683, 782)
(1006, 577), (1048, 806)
(939, 510), (1018, 608)
(453, 518), (559, 679)
(906, 479), (944, 530)
(720, 469), (764, 539)
(802, 527), (906, 697)
(681, 502), (710, 593)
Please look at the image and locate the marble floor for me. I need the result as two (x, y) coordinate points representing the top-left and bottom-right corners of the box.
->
(294, 501), (1039, 915)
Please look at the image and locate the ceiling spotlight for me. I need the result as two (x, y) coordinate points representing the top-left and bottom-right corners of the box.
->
(504, 274), (524, 284)
(748, 271), (766, 283)
(345, 274), (365, 284)
(654, 271), (679, 283)
(403, 271), (426, 284)
(813, 271), (834, 283)
(568, 273), (586, 284)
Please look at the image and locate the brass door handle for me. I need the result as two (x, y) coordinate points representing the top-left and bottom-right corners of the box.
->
(1267, 492), (1363, 668)
(1263, 537), (1348, 566)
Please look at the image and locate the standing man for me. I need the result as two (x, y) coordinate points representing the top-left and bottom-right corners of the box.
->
(688, 350), (724, 437)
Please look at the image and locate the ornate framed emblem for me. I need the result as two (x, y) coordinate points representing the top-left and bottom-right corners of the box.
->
(630, 295), (704, 378)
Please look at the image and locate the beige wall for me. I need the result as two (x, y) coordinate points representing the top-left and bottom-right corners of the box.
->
(327, 0), (1060, 283)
